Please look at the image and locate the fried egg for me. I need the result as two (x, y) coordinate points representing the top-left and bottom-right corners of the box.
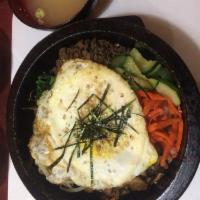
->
(29, 59), (158, 190)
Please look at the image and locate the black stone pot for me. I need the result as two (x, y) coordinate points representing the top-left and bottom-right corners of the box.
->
(7, 16), (200, 200)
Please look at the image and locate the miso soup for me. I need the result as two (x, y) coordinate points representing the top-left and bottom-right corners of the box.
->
(23, 0), (87, 27)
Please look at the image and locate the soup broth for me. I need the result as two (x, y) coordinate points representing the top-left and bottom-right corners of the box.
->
(23, 0), (87, 27)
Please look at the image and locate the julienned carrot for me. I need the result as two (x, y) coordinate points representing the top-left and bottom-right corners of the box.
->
(148, 119), (179, 133)
(175, 119), (184, 152)
(150, 131), (173, 146)
(143, 101), (155, 115)
(136, 90), (183, 168)
(148, 108), (163, 118)
(160, 144), (172, 167)
(167, 99), (182, 117)
(136, 90), (147, 98)
(147, 92), (166, 101)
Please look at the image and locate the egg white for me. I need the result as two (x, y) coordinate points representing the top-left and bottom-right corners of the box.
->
(29, 59), (158, 190)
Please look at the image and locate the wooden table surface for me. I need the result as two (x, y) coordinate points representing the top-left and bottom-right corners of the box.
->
(0, 0), (12, 200)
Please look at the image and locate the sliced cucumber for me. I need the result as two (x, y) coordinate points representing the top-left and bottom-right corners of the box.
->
(122, 73), (140, 91)
(161, 80), (180, 95)
(110, 55), (127, 68)
(133, 76), (154, 91)
(115, 67), (125, 75)
(146, 64), (173, 82)
(156, 67), (173, 82)
(130, 48), (157, 73)
(146, 63), (162, 77)
(123, 56), (143, 76)
(110, 55), (144, 76)
(130, 81), (140, 91)
(149, 79), (181, 106)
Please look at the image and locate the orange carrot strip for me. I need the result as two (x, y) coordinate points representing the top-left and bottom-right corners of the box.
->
(147, 92), (167, 101)
(160, 114), (168, 121)
(171, 121), (178, 133)
(175, 119), (184, 152)
(160, 144), (171, 168)
(136, 90), (146, 97)
(167, 99), (181, 117)
(143, 101), (155, 115)
(148, 119), (178, 132)
(148, 108), (163, 118)
(168, 130), (177, 145)
(143, 100), (162, 116)
(151, 136), (167, 146)
(150, 131), (173, 146)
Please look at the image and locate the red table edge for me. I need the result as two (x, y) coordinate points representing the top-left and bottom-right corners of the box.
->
(0, 0), (12, 200)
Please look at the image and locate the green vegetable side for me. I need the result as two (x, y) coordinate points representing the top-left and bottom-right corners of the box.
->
(110, 48), (180, 106)
(36, 74), (55, 99)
